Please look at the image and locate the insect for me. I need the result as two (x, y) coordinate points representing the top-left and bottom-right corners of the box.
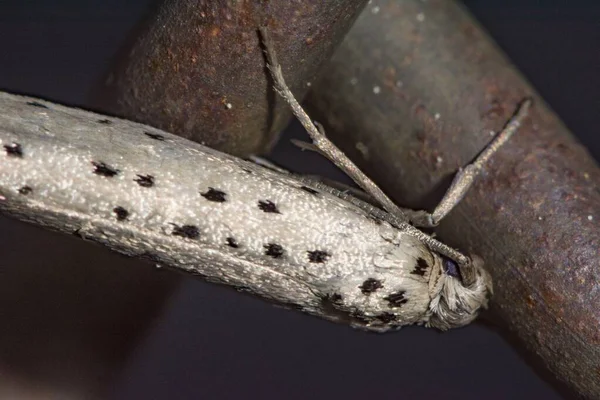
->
(0, 30), (530, 333)
(257, 27), (532, 330)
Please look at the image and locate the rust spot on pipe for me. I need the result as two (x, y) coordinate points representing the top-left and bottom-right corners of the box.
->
(92, 0), (369, 157)
(307, 0), (600, 397)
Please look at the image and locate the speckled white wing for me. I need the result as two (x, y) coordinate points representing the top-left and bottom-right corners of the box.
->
(0, 92), (436, 331)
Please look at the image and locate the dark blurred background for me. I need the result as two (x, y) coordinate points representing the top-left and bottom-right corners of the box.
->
(0, 1), (597, 399)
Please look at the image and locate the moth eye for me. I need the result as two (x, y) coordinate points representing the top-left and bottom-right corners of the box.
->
(442, 257), (461, 279)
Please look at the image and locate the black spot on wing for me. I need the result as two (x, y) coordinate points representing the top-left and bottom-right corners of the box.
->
(320, 293), (373, 326)
(226, 237), (239, 248)
(92, 161), (119, 177)
(201, 187), (227, 202)
(97, 119), (112, 124)
(135, 174), (155, 187)
(4, 143), (23, 157)
(171, 224), (200, 239)
(375, 313), (397, 323)
(26, 101), (48, 109)
(258, 200), (280, 213)
(144, 132), (165, 141)
(113, 206), (129, 221)
(264, 243), (284, 258)
(18, 186), (32, 195)
(412, 257), (429, 276)
(307, 250), (330, 263)
(360, 278), (383, 295)
(385, 291), (408, 307)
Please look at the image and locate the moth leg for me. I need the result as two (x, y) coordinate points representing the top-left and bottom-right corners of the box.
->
(295, 181), (472, 278)
(259, 26), (471, 285)
(258, 26), (409, 224)
(304, 176), (438, 228)
(290, 139), (327, 156)
(413, 98), (533, 228)
(259, 25), (526, 281)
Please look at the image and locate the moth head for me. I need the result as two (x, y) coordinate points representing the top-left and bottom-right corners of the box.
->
(427, 253), (493, 330)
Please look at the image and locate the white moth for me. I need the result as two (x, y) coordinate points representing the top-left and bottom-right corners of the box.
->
(0, 30), (531, 332)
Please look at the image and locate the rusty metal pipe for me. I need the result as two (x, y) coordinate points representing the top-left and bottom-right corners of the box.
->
(93, 0), (369, 156)
(306, 0), (600, 397)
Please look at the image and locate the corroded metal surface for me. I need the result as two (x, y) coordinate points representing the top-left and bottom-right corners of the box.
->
(93, 0), (368, 156)
(306, 0), (599, 397)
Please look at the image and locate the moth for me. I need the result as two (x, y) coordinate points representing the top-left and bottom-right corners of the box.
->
(0, 29), (531, 332)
